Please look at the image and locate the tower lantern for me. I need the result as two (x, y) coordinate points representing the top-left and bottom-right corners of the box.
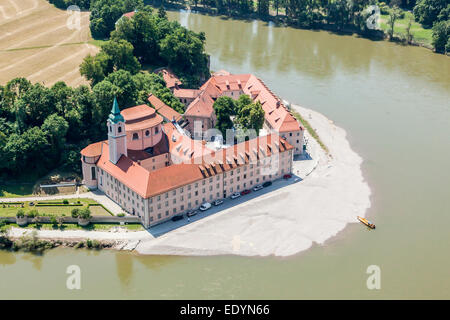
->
(107, 97), (127, 164)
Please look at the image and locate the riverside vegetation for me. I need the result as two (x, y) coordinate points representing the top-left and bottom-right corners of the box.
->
(1, 3), (209, 186)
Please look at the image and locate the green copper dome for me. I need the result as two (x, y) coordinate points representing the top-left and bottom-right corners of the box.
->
(108, 97), (125, 124)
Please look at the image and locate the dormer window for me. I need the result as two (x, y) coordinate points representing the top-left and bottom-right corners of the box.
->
(132, 133), (139, 140)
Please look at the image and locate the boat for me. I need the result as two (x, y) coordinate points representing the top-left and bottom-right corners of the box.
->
(357, 216), (376, 229)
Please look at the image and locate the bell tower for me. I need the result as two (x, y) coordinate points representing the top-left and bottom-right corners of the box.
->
(107, 97), (127, 164)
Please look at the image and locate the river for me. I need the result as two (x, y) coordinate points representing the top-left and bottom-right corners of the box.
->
(1, 10), (449, 299)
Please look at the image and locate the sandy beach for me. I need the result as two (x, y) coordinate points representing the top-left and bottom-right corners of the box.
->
(5, 105), (371, 257)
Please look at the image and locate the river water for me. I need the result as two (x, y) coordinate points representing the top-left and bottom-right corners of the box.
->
(1, 11), (449, 299)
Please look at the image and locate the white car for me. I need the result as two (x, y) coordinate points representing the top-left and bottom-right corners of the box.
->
(252, 184), (263, 191)
(199, 202), (212, 211)
(230, 192), (241, 199)
(213, 199), (224, 206)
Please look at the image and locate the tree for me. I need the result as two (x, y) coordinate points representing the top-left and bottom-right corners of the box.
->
(213, 96), (236, 137)
(78, 208), (92, 220)
(413, 0), (448, 28)
(111, 11), (160, 64)
(237, 101), (265, 135)
(158, 5), (167, 19)
(432, 20), (449, 53)
(406, 18), (413, 43)
(89, 0), (145, 39)
(80, 40), (140, 85)
(387, 6), (401, 39)
(42, 114), (69, 148)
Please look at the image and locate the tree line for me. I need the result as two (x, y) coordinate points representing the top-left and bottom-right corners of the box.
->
(81, 2), (209, 87)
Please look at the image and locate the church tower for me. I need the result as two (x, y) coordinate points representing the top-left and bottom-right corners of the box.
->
(107, 97), (127, 164)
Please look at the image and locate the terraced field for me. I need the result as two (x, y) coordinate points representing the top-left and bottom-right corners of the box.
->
(0, 0), (98, 87)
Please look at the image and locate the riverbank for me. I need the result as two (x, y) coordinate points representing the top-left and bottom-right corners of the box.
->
(2, 104), (371, 257)
(162, 4), (443, 54)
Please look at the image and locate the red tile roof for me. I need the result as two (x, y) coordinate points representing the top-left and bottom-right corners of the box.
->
(122, 104), (155, 121)
(122, 11), (136, 18)
(84, 132), (292, 198)
(148, 94), (182, 122)
(184, 91), (215, 118)
(190, 73), (302, 133)
(173, 88), (201, 99)
(121, 104), (163, 131)
(80, 141), (103, 157)
(159, 69), (182, 88)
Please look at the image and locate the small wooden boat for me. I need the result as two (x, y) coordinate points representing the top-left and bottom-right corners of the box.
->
(357, 216), (376, 229)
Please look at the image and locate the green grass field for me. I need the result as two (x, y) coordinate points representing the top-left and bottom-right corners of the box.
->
(379, 11), (433, 45)
(0, 184), (35, 198)
(0, 198), (111, 217)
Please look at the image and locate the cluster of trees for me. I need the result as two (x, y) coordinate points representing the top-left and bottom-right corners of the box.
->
(213, 95), (265, 138)
(0, 70), (182, 178)
(48, 0), (91, 10)
(156, 0), (382, 33)
(413, 0), (449, 53)
(82, 5), (209, 87)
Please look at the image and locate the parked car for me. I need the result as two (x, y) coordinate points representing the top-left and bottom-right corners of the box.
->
(199, 202), (212, 211)
(283, 174), (292, 179)
(241, 189), (251, 195)
(252, 184), (263, 192)
(262, 181), (272, 188)
(213, 199), (224, 206)
(171, 215), (183, 222)
(230, 192), (241, 199)
(186, 210), (198, 217)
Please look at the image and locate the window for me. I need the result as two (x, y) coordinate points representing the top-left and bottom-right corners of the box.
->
(132, 133), (139, 140)
(118, 126), (122, 133)
(83, 156), (86, 162)
(155, 127), (159, 134)
(145, 130), (150, 137)
(91, 167), (96, 180)
(109, 126), (112, 132)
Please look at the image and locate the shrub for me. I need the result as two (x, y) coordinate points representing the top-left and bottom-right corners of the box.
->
(63, 199), (69, 205)
(432, 20), (449, 53)
(27, 209), (39, 218)
(50, 215), (58, 226)
(16, 209), (25, 218)
(79, 208), (92, 220)
(71, 208), (80, 218)
(117, 213), (125, 217)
